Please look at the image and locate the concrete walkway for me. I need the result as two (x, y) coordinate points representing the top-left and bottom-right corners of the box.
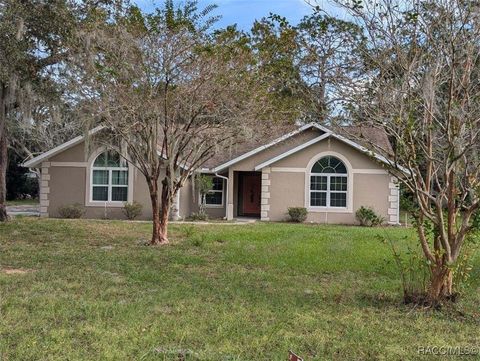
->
(4, 207), (259, 224)
(170, 218), (258, 225)
(6, 204), (40, 217)
(4, 207), (258, 224)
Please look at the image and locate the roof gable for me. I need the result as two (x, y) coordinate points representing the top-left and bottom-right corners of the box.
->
(210, 123), (325, 172)
(22, 126), (104, 168)
(208, 122), (402, 173)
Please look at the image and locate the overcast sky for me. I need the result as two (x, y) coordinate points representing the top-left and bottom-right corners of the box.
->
(133, 0), (348, 30)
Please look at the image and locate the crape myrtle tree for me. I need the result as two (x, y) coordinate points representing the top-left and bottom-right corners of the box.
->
(336, 0), (480, 304)
(78, 2), (279, 245)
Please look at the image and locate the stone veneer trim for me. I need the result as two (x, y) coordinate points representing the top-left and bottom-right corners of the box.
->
(388, 176), (400, 225)
(40, 162), (51, 217)
(260, 167), (271, 221)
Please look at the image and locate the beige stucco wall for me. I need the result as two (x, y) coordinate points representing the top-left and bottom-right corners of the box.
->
(49, 142), (86, 163)
(39, 127), (397, 224)
(226, 137), (396, 224)
(43, 140), (220, 220)
(225, 129), (324, 216)
(227, 129), (322, 172)
(267, 170), (391, 223)
(271, 138), (395, 224)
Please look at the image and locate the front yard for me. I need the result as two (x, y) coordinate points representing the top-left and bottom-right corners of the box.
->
(1, 218), (479, 360)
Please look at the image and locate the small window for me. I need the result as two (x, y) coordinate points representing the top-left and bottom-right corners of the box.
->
(310, 156), (348, 208)
(91, 151), (128, 202)
(205, 177), (224, 206)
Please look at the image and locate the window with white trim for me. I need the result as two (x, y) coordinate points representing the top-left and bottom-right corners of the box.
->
(205, 177), (224, 206)
(91, 151), (128, 202)
(310, 156), (348, 208)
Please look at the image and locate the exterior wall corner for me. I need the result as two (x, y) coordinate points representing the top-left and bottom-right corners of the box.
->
(260, 168), (271, 221)
(387, 176), (400, 225)
(39, 162), (51, 217)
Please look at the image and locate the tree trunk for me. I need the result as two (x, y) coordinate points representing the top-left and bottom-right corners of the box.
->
(0, 83), (8, 222)
(155, 179), (171, 245)
(148, 180), (163, 245)
(150, 195), (162, 245)
(427, 266), (453, 304)
(148, 178), (170, 246)
(0, 130), (7, 222)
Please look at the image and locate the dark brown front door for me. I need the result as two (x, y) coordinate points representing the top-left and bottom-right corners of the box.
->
(241, 173), (261, 216)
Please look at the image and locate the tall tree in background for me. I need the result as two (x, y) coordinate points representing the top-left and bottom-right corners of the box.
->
(296, 12), (365, 122)
(77, 2), (279, 245)
(336, 0), (480, 304)
(250, 12), (365, 124)
(250, 15), (304, 120)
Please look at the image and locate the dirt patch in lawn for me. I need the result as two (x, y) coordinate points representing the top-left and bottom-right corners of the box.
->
(1, 268), (34, 275)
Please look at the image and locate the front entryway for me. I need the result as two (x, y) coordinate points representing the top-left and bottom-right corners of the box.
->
(238, 172), (261, 217)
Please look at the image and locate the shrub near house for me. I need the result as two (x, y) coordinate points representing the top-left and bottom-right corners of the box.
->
(57, 203), (84, 219)
(288, 207), (308, 223)
(355, 206), (384, 227)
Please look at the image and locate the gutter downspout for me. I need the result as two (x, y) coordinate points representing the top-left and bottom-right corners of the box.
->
(215, 172), (229, 220)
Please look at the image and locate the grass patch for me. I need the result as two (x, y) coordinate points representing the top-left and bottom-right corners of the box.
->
(0, 218), (479, 360)
(5, 199), (39, 206)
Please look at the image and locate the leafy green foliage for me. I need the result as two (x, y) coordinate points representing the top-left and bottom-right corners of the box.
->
(356, 206), (384, 227)
(123, 201), (143, 220)
(296, 12), (365, 122)
(379, 235), (430, 304)
(287, 207), (308, 223)
(247, 10), (365, 123)
(472, 209), (480, 232)
(188, 212), (209, 222)
(0, 0), (117, 221)
(196, 175), (214, 198)
(6, 151), (38, 200)
(250, 15), (303, 120)
(195, 175), (213, 216)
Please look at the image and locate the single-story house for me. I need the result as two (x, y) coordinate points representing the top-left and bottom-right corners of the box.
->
(23, 122), (401, 224)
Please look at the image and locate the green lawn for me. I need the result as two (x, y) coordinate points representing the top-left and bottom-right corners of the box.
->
(0, 218), (479, 360)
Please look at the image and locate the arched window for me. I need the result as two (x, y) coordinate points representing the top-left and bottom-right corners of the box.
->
(91, 150), (129, 202)
(309, 156), (348, 208)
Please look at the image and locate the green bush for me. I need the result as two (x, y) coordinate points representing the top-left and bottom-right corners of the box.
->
(58, 203), (84, 219)
(287, 207), (308, 223)
(356, 206), (384, 227)
(189, 212), (209, 221)
(123, 201), (143, 220)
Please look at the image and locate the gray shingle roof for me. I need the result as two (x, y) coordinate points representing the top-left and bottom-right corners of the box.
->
(201, 123), (393, 170)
